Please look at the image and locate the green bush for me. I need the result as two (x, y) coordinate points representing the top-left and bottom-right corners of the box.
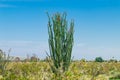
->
(95, 57), (104, 62)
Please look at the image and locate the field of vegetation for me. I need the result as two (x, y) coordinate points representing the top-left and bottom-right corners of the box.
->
(0, 60), (120, 80)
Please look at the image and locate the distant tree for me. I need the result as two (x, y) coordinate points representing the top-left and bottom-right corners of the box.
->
(95, 57), (104, 62)
(108, 59), (117, 63)
(30, 54), (39, 62)
(23, 54), (30, 62)
(23, 58), (29, 62)
(14, 57), (20, 62)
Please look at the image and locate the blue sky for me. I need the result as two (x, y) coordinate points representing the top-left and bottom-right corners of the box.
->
(0, 0), (120, 60)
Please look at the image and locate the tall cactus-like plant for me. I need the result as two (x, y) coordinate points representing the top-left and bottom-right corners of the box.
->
(47, 12), (74, 75)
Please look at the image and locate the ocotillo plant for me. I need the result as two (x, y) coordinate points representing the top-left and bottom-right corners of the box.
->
(47, 12), (74, 75)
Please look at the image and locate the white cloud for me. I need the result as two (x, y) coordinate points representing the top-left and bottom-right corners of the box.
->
(0, 4), (15, 8)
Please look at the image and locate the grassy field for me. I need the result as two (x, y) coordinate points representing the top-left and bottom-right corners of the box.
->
(0, 61), (120, 80)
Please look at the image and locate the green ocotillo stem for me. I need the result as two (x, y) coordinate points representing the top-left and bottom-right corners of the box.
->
(47, 12), (74, 74)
